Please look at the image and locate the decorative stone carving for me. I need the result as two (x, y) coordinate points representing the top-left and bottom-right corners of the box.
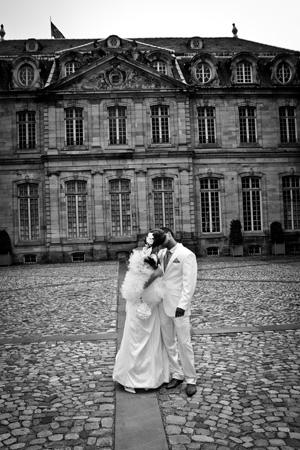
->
(70, 68), (168, 90)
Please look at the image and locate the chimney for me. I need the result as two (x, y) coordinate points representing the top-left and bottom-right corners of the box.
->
(0, 24), (6, 41)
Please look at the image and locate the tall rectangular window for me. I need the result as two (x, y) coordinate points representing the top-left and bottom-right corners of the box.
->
(17, 111), (36, 149)
(279, 107), (297, 143)
(198, 107), (216, 144)
(239, 106), (257, 143)
(200, 178), (221, 233)
(283, 176), (300, 230)
(153, 178), (174, 229)
(65, 108), (84, 146)
(242, 177), (262, 231)
(236, 62), (253, 83)
(66, 181), (87, 238)
(110, 179), (131, 236)
(151, 105), (170, 144)
(18, 183), (39, 240)
(108, 106), (127, 145)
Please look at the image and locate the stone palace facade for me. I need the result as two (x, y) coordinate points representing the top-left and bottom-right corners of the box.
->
(0, 28), (300, 263)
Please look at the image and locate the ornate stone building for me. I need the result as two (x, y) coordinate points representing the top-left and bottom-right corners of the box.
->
(0, 27), (300, 263)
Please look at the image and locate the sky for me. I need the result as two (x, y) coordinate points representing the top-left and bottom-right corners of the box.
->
(1, 0), (300, 51)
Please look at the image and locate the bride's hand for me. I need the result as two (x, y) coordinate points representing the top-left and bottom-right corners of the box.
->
(154, 266), (163, 277)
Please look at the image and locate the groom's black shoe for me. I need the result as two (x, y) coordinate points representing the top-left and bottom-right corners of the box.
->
(166, 378), (183, 389)
(186, 384), (197, 397)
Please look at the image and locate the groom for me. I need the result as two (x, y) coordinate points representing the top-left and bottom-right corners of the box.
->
(157, 227), (197, 397)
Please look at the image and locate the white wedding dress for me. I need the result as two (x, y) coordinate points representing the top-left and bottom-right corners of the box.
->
(113, 249), (170, 390)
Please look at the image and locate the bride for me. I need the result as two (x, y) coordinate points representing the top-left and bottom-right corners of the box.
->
(112, 230), (170, 393)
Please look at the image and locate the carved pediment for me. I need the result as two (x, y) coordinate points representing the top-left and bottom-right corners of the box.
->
(69, 67), (172, 90)
(42, 55), (186, 92)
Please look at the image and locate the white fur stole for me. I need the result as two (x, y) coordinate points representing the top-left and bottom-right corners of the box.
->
(121, 249), (165, 307)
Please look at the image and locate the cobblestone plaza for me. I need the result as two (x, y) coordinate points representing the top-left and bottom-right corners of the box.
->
(0, 256), (300, 449)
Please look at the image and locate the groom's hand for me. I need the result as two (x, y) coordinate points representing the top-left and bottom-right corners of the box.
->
(175, 307), (185, 317)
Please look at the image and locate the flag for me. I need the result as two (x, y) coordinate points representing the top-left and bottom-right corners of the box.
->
(51, 21), (65, 39)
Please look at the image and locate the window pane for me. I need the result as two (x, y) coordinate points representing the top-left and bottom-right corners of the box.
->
(237, 62), (252, 83)
(242, 177), (262, 231)
(153, 177), (174, 228)
(200, 178), (220, 233)
(110, 179), (131, 236)
(151, 106), (170, 144)
(195, 63), (211, 83)
(198, 107), (216, 143)
(239, 107), (256, 143)
(276, 62), (291, 83)
(283, 176), (300, 229)
(279, 107), (297, 143)
(18, 183), (39, 240)
(108, 107), (127, 145)
(152, 61), (167, 74)
(65, 108), (84, 146)
(17, 111), (36, 149)
(19, 65), (34, 86)
(66, 181), (88, 238)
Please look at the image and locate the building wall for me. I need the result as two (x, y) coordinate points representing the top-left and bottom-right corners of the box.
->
(1, 41), (300, 263)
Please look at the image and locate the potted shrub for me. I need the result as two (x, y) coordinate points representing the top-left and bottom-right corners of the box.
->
(270, 221), (285, 255)
(229, 219), (244, 257)
(0, 230), (13, 266)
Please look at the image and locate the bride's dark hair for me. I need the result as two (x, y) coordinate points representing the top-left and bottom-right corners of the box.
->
(144, 229), (166, 248)
(143, 229), (166, 269)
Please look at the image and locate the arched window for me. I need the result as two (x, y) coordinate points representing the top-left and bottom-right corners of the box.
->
(276, 62), (292, 84)
(200, 178), (221, 233)
(18, 183), (39, 240)
(242, 177), (262, 231)
(282, 176), (300, 230)
(18, 64), (35, 86)
(152, 60), (167, 75)
(152, 177), (174, 229)
(195, 63), (211, 84)
(65, 61), (80, 76)
(236, 62), (253, 83)
(66, 181), (88, 238)
(109, 179), (131, 236)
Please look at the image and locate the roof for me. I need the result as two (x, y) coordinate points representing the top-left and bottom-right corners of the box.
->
(0, 36), (298, 58)
(0, 35), (299, 92)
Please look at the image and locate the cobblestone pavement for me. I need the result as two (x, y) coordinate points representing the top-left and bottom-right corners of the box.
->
(1, 256), (300, 449)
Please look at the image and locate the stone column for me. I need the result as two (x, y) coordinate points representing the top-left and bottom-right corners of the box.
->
(92, 170), (105, 240)
(135, 169), (148, 236)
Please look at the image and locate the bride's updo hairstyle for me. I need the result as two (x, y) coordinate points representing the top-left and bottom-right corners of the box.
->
(144, 229), (166, 248)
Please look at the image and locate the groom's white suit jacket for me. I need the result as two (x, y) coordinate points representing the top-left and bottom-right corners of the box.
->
(160, 243), (197, 317)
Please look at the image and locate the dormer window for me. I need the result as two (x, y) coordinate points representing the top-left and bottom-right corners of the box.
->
(230, 53), (260, 85)
(11, 56), (42, 89)
(190, 54), (219, 86)
(152, 60), (167, 75)
(19, 64), (35, 86)
(195, 62), (211, 84)
(236, 62), (253, 83)
(65, 61), (80, 76)
(276, 62), (292, 84)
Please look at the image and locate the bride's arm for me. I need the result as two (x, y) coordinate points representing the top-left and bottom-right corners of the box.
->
(143, 266), (163, 289)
